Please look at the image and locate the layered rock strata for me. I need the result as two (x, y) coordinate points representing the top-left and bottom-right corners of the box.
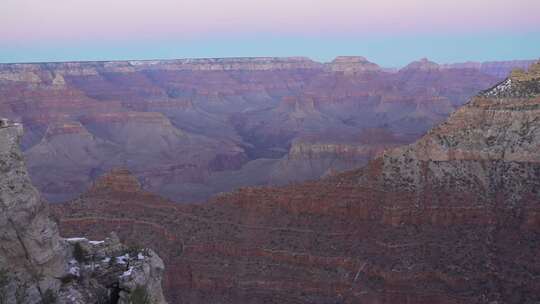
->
(0, 57), (535, 203)
(54, 63), (540, 303)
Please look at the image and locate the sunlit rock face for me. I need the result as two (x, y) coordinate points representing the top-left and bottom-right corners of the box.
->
(0, 57), (534, 203)
(54, 63), (540, 304)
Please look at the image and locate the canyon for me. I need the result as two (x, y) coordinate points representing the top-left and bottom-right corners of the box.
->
(52, 62), (540, 303)
(0, 57), (536, 202)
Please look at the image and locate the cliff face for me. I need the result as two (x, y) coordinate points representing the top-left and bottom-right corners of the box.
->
(378, 62), (540, 225)
(53, 62), (540, 304)
(0, 119), (65, 302)
(270, 129), (405, 182)
(0, 57), (322, 75)
(0, 119), (167, 304)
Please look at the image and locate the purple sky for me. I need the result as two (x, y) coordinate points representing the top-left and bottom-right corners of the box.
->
(1, 0), (539, 65)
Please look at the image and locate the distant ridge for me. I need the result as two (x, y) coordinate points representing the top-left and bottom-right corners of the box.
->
(1, 56), (537, 74)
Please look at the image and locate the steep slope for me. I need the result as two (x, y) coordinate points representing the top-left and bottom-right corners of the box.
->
(0, 119), (167, 303)
(54, 63), (540, 303)
(0, 119), (65, 302)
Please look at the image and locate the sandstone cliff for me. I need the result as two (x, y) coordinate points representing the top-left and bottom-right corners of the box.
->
(0, 119), (167, 304)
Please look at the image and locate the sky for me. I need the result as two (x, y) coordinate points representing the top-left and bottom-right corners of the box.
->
(1, 0), (539, 66)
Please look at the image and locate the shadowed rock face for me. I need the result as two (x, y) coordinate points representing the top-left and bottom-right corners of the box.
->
(0, 57), (535, 203)
(53, 63), (540, 304)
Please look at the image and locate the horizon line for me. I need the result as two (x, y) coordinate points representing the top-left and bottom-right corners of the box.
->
(1, 55), (538, 69)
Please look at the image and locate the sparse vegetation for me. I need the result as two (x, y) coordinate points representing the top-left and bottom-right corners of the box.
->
(73, 242), (87, 263)
(0, 269), (9, 304)
(126, 243), (150, 259)
(128, 285), (152, 304)
(14, 279), (28, 304)
(41, 288), (57, 304)
(126, 244), (143, 258)
(59, 273), (77, 285)
(0, 269), (28, 304)
(95, 287), (110, 304)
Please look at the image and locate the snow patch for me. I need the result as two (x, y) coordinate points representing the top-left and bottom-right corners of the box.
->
(120, 267), (134, 278)
(89, 240), (104, 245)
(66, 237), (88, 243)
(485, 78), (513, 97)
(68, 259), (80, 276)
(116, 254), (130, 265)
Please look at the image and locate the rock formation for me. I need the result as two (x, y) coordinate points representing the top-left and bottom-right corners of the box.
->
(401, 57), (441, 71)
(0, 119), (65, 303)
(53, 63), (540, 303)
(325, 56), (381, 73)
(0, 119), (167, 303)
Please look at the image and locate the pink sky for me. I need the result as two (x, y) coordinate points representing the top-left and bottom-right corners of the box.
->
(2, 0), (540, 42)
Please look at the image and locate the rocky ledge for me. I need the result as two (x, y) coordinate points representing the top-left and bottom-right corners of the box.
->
(59, 233), (166, 304)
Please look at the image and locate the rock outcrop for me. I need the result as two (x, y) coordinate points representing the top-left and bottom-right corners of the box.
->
(0, 119), (167, 304)
(0, 119), (65, 303)
(378, 61), (540, 223)
(401, 58), (441, 71)
(59, 234), (167, 304)
(53, 63), (540, 303)
(325, 56), (381, 73)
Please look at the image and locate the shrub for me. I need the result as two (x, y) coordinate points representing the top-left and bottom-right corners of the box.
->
(126, 244), (143, 259)
(73, 243), (87, 263)
(95, 287), (110, 304)
(14, 279), (28, 304)
(59, 273), (77, 285)
(128, 285), (152, 304)
(0, 268), (9, 304)
(41, 289), (57, 304)
(108, 257), (115, 268)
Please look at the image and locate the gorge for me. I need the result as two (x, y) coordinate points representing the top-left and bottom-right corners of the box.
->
(0, 57), (535, 203)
